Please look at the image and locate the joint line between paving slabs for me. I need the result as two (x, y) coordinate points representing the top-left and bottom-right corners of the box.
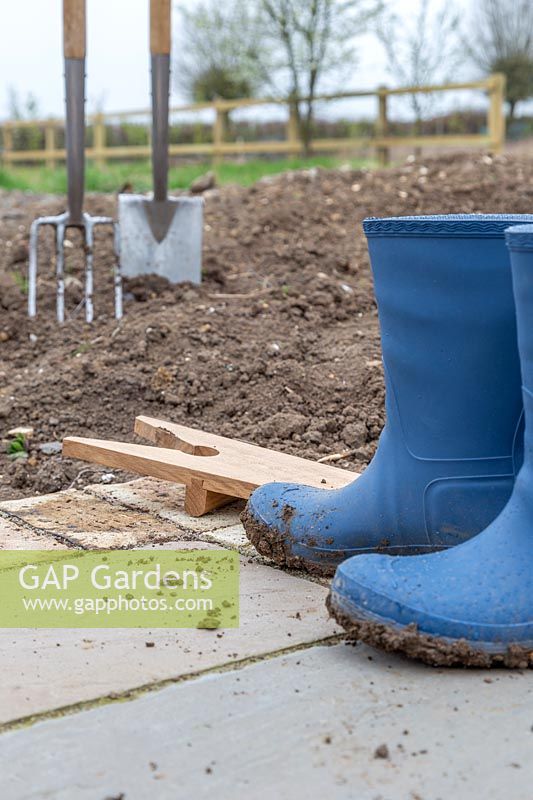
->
(0, 634), (345, 735)
(0, 509), (86, 550)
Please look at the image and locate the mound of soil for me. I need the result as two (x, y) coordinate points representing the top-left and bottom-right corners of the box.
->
(1, 153), (532, 500)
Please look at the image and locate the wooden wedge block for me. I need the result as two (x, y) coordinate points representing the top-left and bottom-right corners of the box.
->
(184, 478), (236, 517)
(63, 416), (357, 516)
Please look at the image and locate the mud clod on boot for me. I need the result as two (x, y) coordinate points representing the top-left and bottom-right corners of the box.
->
(326, 594), (533, 670)
(240, 503), (336, 577)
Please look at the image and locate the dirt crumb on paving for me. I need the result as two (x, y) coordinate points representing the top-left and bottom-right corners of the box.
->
(1, 153), (532, 500)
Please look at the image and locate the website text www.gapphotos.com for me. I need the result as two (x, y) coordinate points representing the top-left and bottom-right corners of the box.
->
(21, 593), (216, 616)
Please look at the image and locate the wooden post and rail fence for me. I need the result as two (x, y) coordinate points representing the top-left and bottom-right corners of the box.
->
(0, 74), (506, 168)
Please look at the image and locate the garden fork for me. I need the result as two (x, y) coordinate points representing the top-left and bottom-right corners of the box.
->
(28, 0), (122, 323)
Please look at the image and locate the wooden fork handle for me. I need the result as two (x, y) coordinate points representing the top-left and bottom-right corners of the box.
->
(63, 0), (86, 59)
(150, 0), (171, 55)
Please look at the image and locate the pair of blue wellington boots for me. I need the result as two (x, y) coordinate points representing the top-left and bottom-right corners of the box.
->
(241, 214), (533, 667)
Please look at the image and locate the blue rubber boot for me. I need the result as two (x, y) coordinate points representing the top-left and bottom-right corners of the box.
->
(242, 215), (533, 576)
(327, 223), (533, 668)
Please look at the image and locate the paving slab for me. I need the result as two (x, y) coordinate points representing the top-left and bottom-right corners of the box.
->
(2, 643), (532, 800)
(85, 476), (243, 532)
(0, 489), (195, 549)
(0, 547), (339, 724)
(0, 513), (67, 550)
(200, 521), (255, 551)
(85, 479), (275, 562)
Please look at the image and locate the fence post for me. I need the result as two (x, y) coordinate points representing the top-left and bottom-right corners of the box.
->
(213, 104), (227, 166)
(287, 100), (300, 157)
(45, 120), (56, 169)
(376, 86), (389, 166)
(487, 73), (506, 155)
(2, 123), (13, 167)
(93, 112), (106, 168)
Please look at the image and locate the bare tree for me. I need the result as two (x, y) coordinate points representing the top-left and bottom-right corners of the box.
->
(466, 0), (533, 120)
(174, 0), (266, 103)
(377, 0), (461, 133)
(175, 0), (382, 156)
(7, 87), (41, 152)
(7, 87), (39, 120)
(260, 0), (383, 154)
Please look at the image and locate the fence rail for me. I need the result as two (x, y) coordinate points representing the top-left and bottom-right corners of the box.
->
(0, 74), (506, 168)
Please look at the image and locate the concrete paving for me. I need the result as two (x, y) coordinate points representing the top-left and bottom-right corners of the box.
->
(0, 477), (532, 799)
(0, 549), (338, 723)
(0, 513), (68, 550)
(2, 644), (533, 800)
(85, 476), (244, 532)
(0, 489), (195, 548)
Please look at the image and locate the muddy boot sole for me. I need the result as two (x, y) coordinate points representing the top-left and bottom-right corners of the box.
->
(240, 505), (336, 578)
(326, 591), (533, 669)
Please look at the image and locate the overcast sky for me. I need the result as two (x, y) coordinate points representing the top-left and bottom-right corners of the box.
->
(1, 0), (155, 118)
(0, 0), (437, 120)
(7, 0), (517, 126)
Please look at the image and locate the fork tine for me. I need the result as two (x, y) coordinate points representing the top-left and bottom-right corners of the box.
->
(55, 221), (66, 324)
(113, 222), (123, 320)
(84, 217), (94, 323)
(28, 218), (41, 318)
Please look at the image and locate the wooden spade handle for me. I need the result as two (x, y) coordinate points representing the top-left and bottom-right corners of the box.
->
(63, 0), (86, 59)
(150, 0), (171, 55)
